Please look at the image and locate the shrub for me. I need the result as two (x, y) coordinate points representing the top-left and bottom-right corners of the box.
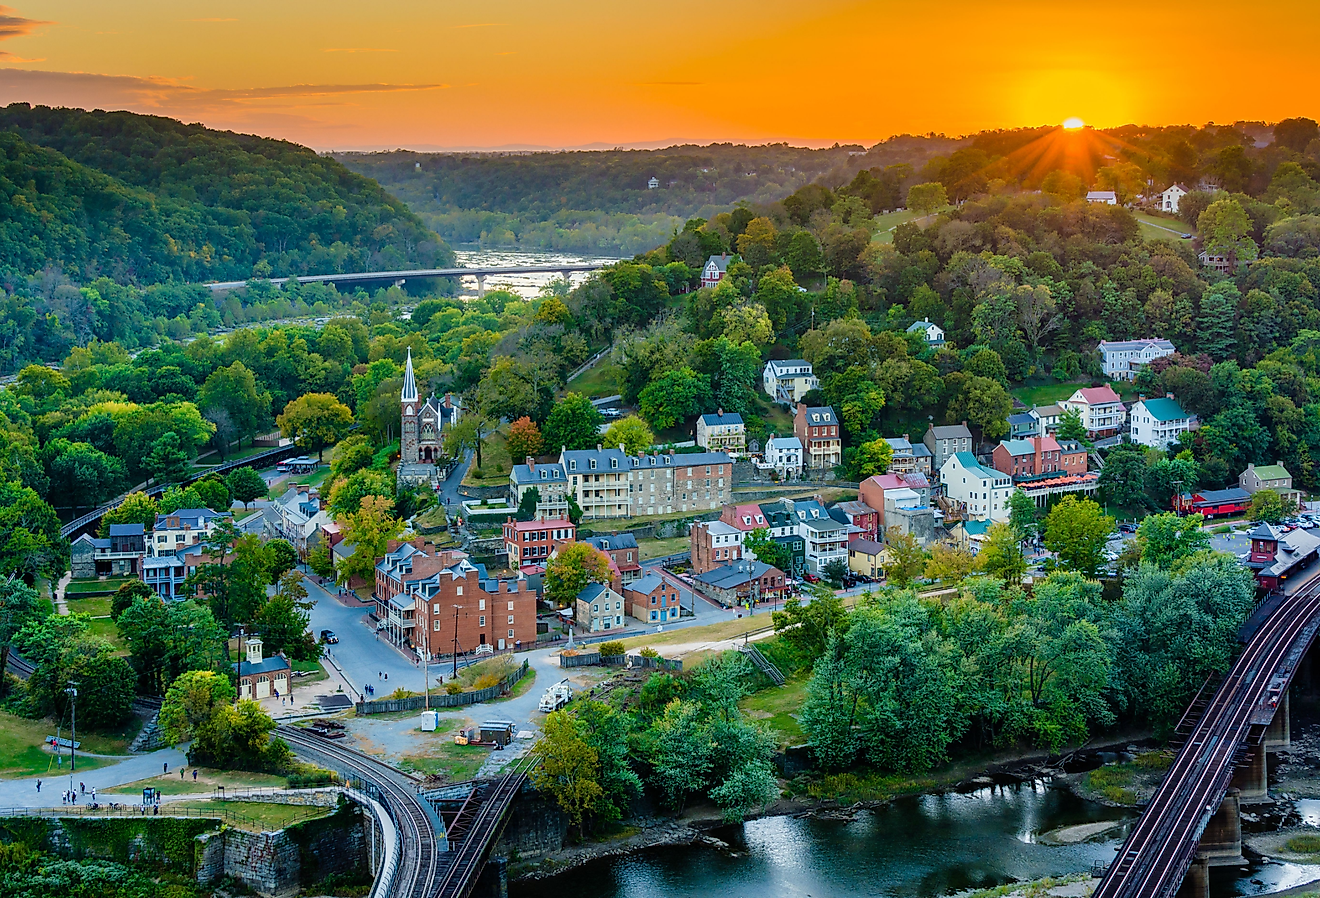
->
(639, 647), (659, 658)
(386, 688), (417, 700)
(1288, 834), (1320, 854)
(444, 682), (463, 695)
(598, 640), (625, 657)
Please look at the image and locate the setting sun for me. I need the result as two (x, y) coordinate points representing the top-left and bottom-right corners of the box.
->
(1062, 117), (1086, 130)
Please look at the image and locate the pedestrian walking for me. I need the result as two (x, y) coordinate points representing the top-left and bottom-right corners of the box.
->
(163, 762), (169, 775)
(35, 779), (40, 793)
(91, 788), (95, 801)
(383, 672), (388, 681)
(80, 781), (85, 794)
(193, 769), (198, 781)
(180, 768), (185, 779)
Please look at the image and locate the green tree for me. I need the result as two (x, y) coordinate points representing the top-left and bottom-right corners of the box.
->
(542, 392), (604, 452)
(191, 475), (231, 512)
(328, 468), (393, 519)
(1196, 284), (1239, 361)
(883, 527), (926, 586)
(277, 393), (354, 461)
(1249, 488), (1292, 524)
(159, 669), (236, 745)
(516, 486), (540, 522)
(771, 585), (848, 665)
(110, 578), (153, 621)
(13, 615), (135, 728)
(337, 495), (403, 586)
(0, 481), (68, 582)
(253, 572), (317, 660)
(1057, 408), (1087, 442)
(1198, 197), (1258, 270)
(116, 596), (225, 695)
(0, 580), (42, 695)
(307, 541), (335, 579)
(198, 361), (270, 448)
(264, 539), (300, 583)
(145, 431), (190, 484)
(1098, 444), (1148, 508)
(227, 466), (268, 510)
(744, 528), (790, 573)
(544, 542), (612, 607)
(191, 700), (289, 772)
(603, 415), (655, 456)
(1135, 512), (1211, 568)
(979, 522), (1026, 584)
(906, 182), (948, 217)
(641, 699), (713, 812)
(530, 709), (606, 834)
(328, 434), (375, 483)
(1008, 489), (1038, 539)
(945, 374), (1013, 441)
(42, 440), (127, 511)
(1043, 496), (1114, 578)
(823, 558), (848, 585)
(851, 438), (894, 478)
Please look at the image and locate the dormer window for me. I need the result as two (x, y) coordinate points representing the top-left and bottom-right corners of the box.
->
(540, 470), (546, 479)
(611, 459), (617, 469)
(569, 460), (577, 470)
(589, 459), (596, 470)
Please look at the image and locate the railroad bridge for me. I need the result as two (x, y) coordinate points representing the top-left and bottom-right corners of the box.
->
(205, 263), (608, 297)
(278, 726), (530, 898)
(1094, 577), (1320, 898)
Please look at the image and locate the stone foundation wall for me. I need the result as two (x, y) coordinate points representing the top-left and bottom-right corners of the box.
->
(494, 787), (567, 861)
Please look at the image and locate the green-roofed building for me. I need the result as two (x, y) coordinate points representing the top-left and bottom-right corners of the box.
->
(1240, 461), (1302, 505)
(1130, 395), (1196, 449)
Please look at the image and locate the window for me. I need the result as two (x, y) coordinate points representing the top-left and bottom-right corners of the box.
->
(433, 603), (440, 613)
(479, 598), (486, 610)
(508, 615), (515, 624)
(508, 601), (514, 611)
(456, 586), (463, 595)
(479, 615), (486, 626)
(509, 629), (515, 639)
(434, 620), (441, 631)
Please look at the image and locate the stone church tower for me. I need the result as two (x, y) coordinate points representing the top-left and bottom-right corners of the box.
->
(401, 349), (420, 464)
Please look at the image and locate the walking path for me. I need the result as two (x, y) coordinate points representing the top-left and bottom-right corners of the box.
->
(54, 572), (71, 616)
(0, 745), (188, 810)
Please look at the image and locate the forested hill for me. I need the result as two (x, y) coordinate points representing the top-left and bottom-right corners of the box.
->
(0, 104), (454, 285)
(338, 139), (963, 255)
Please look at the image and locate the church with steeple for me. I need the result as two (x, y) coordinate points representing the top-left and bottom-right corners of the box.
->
(399, 349), (463, 479)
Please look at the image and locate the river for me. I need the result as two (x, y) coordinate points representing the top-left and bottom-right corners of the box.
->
(512, 780), (1320, 898)
(450, 246), (622, 299)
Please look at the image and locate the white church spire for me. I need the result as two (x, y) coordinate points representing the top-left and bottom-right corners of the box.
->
(401, 348), (418, 403)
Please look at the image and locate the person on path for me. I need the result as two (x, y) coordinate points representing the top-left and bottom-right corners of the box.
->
(35, 779), (40, 793)
(80, 782), (85, 794)
(180, 768), (185, 779)
(164, 762), (169, 775)
(193, 769), (198, 781)
(91, 788), (95, 801)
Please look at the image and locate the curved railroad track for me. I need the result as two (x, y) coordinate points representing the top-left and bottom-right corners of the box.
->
(1094, 573), (1320, 898)
(431, 756), (534, 898)
(277, 725), (440, 898)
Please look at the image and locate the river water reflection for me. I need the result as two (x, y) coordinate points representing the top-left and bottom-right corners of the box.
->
(513, 781), (1320, 898)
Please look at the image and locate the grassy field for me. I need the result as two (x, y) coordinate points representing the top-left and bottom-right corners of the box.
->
(639, 535), (689, 560)
(871, 208), (943, 244)
(0, 710), (122, 777)
(1010, 379), (1140, 407)
(170, 799), (330, 831)
(739, 673), (808, 747)
(87, 617), (129, 654)
(463, 427), (515, 487)
(105, 768), (290, 796)
(66, 578), (132, 597)
(66, 596), (113, 617)
(614, 613), (773, 653)
(399, 741), (490, 781)
(490, 667), (537, 703)
(292, 658), (328, 685)
(567, 360), (622, 399)
(1134, 211), (1192, 239)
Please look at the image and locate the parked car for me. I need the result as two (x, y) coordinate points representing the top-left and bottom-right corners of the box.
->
(320, 630), (338, 644)
(1118, 522), (1137, 534)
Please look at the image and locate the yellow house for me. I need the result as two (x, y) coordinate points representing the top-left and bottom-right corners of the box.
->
(848, 539), (890, 579)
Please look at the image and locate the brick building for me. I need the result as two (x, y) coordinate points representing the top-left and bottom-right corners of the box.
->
(626, 573), (681, 624)
(503, 516), (575, 570)
(690, 520), (745, 574)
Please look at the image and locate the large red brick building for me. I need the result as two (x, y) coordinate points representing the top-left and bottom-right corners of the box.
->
(374, 539), (537, 656)
(503, 516), (575, 569)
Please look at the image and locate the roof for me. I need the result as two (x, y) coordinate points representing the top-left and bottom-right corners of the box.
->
(1057, 439), (1085, 452)
(705, 254), (733, 274)
(1032, 404), (1064, 417)
(562, 447), (629, 472)
(911, 443), (932, 457)
(234, 656), (290, 676)
(948, 451), (1009, 484)
(1138, 397), (1189, 422)
(697, 520), (742, 538)
(401, 348), (418, 403)
(961, 520), (992, 537)
(694, 560), (778, 590)
(586, 533), (638, 551)
(510, 462), (567, 485)
(1087, 190), (1117, 200)
(1258, 527), (1320, 578)
(1000, 439), (1035, 457)
(1007, 413), (1036, 426)
(508, 518), (572, 532)
(699, 411), (744, 427)
(154, 508), (223, 529)
(1099, 338), (1175, 353)
(1248, 522), (1277, 540)
(1074, 386), (1122, 405)
(628, 573), (664, 595)
(767, 436), (802, 450)
(108, 523), (144, 536)
(885, 436), (913, 453)
(1185, 487), (1252, 505)
(1248, 463), (1291, 481)
(1163, 183), (1189, 194)
(576, 582), (611, 602)
(766, 359), (811, 375)
(928, 423), (972, 440)
(906, 318), (941, 333)
(849, 538), (887, 556)
(799, 406), (836, 424)
(834, 500), (877, 517)
(665, 452), (733, 469)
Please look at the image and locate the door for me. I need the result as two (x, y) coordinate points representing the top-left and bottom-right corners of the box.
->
(498, 638), (506, 650)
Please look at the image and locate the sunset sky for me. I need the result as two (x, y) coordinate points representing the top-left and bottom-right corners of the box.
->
(0, 1), (1316, 150)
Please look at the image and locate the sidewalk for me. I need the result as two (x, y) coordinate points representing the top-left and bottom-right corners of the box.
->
(0, 745), (188, 810)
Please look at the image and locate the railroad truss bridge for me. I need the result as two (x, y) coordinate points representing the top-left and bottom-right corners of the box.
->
(1095, 581), (1318, 898)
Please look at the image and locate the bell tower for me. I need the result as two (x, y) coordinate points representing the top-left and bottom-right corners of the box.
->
(401, 349), (419, 464)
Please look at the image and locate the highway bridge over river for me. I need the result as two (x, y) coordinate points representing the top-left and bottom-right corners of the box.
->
(1094, 577), (1317, 898)
(205, 263), (607, 297)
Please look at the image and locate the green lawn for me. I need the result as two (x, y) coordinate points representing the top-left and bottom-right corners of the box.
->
(105, 768), (289, 796)
(567, 360), (622, 399)
(65, 578), (132, 598)
(739, 673), (809, 747)
(87, 617), (128, 654)
(871, 208), (944, 244)
(66, 596), (112, 618)
(639, 535), (690, 560)
(1010, 379), (1139, 407)
(399, 742), (491, 781)
(1134, 211), (1192, 242)
(0, 710), (120, 777)
(490, 667), (538, 703)
(463, 427), (515, 487)
(170, 799), (330, 831)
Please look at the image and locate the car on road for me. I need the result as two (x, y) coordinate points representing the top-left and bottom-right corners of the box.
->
(1181, 233), (1193, 239)
(1118, 522), (1137, 534)
(320, 629), (338, 644)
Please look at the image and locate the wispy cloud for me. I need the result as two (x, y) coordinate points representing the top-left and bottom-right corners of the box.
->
(0, 5), (49, 40)
(323, 47), (397, 53)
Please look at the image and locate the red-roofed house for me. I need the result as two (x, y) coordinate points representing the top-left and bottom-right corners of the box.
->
(503, 517), (576, 569)
(720, 503), (770, 532)
(1060, 385), (1127, 438)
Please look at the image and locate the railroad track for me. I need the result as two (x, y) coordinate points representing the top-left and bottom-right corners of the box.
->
(277, 725), (440, 898)
(431, 756), (535, 898)
(1095, 574), (1320, 898)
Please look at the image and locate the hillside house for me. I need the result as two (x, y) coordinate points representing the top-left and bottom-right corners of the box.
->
(905, 318), (945, 346)
(924, 422), (973, 478)
(763, 360), (819, 406)
(701, 254), (734, 289)
(1060, 386), (1126, 438)
(794, 404), (841, 471)
(1160, 183), (1188, 213)
(1240, 462), (1302, 506)
(1098, 338), (1176, 382)
(1086, 190), (1118, 204)
(941, 452), (1013, 522)
(1130, 395), (1196, 449)
(696, 410), (746, 457)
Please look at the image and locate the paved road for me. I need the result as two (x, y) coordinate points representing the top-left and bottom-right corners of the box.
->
(0, 745), (188, 810)
(305, 576), (430, 700)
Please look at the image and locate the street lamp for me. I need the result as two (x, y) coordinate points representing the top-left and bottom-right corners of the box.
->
(64, 682), (78, 794)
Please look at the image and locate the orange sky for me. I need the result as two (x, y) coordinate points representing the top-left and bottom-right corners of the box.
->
(0, 1), (1316, 150)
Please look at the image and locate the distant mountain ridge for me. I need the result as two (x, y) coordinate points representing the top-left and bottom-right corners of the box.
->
(0, 103), (453, 285)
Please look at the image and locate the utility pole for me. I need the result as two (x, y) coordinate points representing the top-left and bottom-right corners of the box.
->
(422, 623), (430, 710)
(452, 605), (463, 680)
(64, 682), (78, 793)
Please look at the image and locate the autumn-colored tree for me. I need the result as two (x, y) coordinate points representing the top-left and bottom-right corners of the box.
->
(506, 416), (545, 462)
(603, 416), (655, 456)
(544, 542), (612, 607)
(338, 495), (403, 586)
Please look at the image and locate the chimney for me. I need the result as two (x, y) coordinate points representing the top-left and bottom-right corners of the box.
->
(596, 443), (603, 452)
(1167, 392), (1175, 400)
(1034, 435), (1042, 475)
(527, 456), (535, 472)
(1138, 394), (1146, 401)
(717, 407), (724, 417)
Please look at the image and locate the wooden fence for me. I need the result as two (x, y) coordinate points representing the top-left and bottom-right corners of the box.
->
(559, 653), (682, 671)
(354, 660), (529, 715)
